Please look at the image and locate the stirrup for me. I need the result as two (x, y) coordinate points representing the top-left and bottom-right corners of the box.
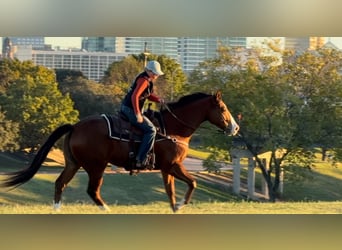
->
(144, 153), (155, 170)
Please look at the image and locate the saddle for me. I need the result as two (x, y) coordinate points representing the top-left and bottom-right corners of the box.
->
(101, 110), (165, 141)
(101, 110), (165, 173)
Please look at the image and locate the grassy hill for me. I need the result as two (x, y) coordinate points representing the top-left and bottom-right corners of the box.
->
(0, 149), (341, 214)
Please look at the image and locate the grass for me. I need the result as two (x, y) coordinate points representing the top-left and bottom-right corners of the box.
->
(2, 200), (342, 214)
(188, 148), (210, 159)
(0, 149), (342, 214)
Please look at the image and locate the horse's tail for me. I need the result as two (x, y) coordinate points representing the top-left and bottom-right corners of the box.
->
(1, 124), (74, 189)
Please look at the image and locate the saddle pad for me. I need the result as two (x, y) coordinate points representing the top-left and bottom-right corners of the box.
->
(101, 114), (140, 142)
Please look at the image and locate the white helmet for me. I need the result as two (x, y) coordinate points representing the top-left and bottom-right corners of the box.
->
(146, 60), (164, 76)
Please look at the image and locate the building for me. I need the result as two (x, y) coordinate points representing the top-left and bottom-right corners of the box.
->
(2, 37), (13, 59)
(82, 37), (179, 57)
(121, 37), (247, 72)
(6, 36), (247, 81)
(14, 46), (128, 82)
(284, 37), (325, 51)
(178, 37), (247, 72)
(309, 37), (325, 50)
(81, 37), (117, 52)
(123, 37), (179, 58)
(3, 37), (45, 50)
(83, 37), (247, 73)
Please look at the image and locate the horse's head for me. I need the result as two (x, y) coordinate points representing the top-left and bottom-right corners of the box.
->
(207, 91), (240, 136)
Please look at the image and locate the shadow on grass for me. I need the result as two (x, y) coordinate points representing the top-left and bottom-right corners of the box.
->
(0, 175), (57, 205)
(280, 165), (342, 201)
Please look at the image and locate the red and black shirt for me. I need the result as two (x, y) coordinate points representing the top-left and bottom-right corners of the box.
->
(122, 71), (161, 115)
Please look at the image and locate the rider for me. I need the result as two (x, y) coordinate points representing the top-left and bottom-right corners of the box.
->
(120, 60), (164, 169)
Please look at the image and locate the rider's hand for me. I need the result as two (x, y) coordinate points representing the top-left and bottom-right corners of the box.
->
(159, 99), (165, 105)
(136, 113), (143, 123)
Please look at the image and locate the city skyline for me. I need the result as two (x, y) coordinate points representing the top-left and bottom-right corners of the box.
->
(3, 37), (342, 50)
(44, 37), (342, 49)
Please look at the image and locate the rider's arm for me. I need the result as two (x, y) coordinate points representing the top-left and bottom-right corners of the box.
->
(148, 93), (161, 103)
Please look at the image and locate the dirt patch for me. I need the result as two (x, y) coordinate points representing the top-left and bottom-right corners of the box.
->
(45, 148), (65, 166)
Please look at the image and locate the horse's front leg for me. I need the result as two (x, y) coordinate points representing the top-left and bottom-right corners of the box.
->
(162, 162), (197, 212)
(172, 162), (197, 211)
(161, 171), (178, 212)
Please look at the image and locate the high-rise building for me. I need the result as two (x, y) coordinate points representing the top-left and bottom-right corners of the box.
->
(82, 37), (117, 52)
(3, 37), (45, 50)
(100, 37), (247, 72)
(121, 37), (247, 72)
(309, 37), (325, 50)
(284, 37), (325, 51)
(2, 37), (13, 59)
(178, 37), (247, 72)
(81, 37), (247, 72)
(123, 37), (179, 59)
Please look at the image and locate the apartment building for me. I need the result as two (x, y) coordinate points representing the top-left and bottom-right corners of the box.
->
(284, 37), (325, 51)
(82, 37), (247, 72)
(11, 45), (127, 82)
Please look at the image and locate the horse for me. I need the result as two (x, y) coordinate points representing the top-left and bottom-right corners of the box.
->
(1, 91), (239, 212)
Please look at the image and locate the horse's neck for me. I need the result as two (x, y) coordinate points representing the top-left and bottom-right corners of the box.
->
(162, 102), (207, 138)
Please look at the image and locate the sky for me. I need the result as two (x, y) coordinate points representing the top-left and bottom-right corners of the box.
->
(44, 37), (342, 49)
(45, 37), (82, 48)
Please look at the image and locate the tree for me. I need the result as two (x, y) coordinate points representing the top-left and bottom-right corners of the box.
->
(58, 77), (124, 119)
(55, 69), (87, 82)
(0, 59), (37, 93)
(0, 74), (79, 151)
(188, 42), (342, 201)
(282, 48), (342, 160)
(101, 55), (142, 85)
(0, 108), (19, 151)
(101, 54), (187, 108)
(153, 54), (187, 101)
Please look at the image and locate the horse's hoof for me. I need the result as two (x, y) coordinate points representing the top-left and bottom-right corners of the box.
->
(172, 205), (183, 213)
(175, 204), (184, 212)
(98, 204), (111, 211)
(53, 201), (62, 211)
(174, 198), (186, 212)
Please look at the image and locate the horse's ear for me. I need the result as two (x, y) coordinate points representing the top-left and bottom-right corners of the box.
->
(214, 91), (222, 102)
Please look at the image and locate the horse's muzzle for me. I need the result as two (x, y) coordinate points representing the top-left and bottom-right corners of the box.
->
(226, 123), (240, 136)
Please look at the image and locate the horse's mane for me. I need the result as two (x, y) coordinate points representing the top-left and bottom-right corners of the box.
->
(166, 92), (211, 109)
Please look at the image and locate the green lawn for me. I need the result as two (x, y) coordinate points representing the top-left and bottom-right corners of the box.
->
(0, 150), (342, 214)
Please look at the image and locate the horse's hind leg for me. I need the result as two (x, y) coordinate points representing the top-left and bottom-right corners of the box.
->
(54, 133), (80, 210)
(54, 157), (80, 210)
(84, 166), (110, 211)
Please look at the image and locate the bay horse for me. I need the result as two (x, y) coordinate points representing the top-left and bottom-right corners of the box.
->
(1, 91), (239, 212)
